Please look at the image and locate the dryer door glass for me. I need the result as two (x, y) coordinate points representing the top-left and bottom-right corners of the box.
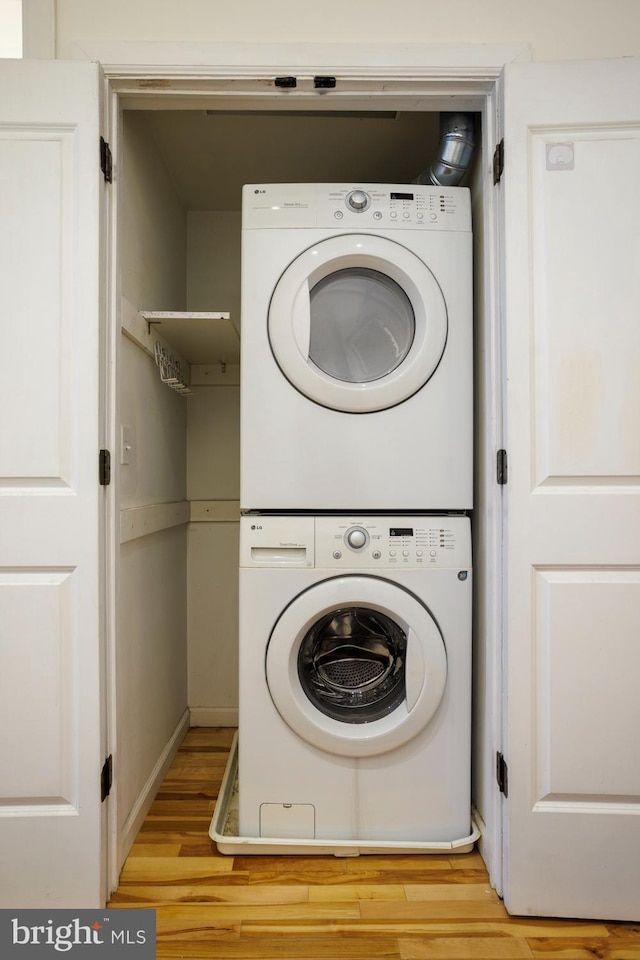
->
(297, 606), (407, 723)
(308, 269), (415, 383)
(268, 234), (448, 413)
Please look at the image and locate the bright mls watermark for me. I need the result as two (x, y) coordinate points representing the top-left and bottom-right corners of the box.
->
(0, 910), (156, 958)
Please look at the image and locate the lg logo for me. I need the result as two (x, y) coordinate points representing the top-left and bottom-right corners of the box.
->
(251, 524), (263, 530)
(254, 189), (266, 194)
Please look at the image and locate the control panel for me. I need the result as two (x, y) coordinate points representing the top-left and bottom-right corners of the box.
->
(242, 183), (472, 232)
(315, 515), (471, 569)
(241, 515), (471, 569)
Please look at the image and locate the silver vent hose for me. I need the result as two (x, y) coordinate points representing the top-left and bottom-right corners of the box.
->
(416, 112), (476, 187)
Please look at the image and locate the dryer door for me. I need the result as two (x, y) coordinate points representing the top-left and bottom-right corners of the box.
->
(268, 234), (448, 413)
(266, 575), (447, 757)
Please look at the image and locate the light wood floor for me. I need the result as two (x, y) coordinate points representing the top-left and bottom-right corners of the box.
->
(108, 728), (639, 958)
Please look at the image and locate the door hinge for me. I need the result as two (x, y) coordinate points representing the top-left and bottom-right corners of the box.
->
(497, 449), (508, 485)
(493, 139), (504, 184)
(496, 752), (509, 797)
(101, 754), (113, 802)
(100, 136), (112, 183)
(99, 449), (111, 486)
(314, 75), (337, 89)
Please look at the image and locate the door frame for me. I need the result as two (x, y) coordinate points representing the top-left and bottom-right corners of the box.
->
(92, 40), (520, 897)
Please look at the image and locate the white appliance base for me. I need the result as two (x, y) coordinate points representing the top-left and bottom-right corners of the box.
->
(209, 733), (480, 857)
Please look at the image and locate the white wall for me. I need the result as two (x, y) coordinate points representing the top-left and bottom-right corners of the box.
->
(119, 124), (243, 744)
(117, 528), (188, 839)
(187, 211), (241, 321)
(57, 0), (640, 63)
(120, 336), (187, 509)
(117, 111), (189, 863)
(186, 212), (241, 722)
(122, 112), (186, 313)
(187, 521), (239, 725)
(186, 382), (240, 723)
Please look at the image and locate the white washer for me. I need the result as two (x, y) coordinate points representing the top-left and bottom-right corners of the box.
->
(238, 513), (472, 844)
(240, 183), (473, 512)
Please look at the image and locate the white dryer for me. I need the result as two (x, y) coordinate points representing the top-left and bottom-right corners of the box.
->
(240, 183), (473, 512)
(238, 513), (472, 844)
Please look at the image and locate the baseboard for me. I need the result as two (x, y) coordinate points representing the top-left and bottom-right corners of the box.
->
(471, 803), (503, 898)
(189, 707), (238, 727)
(117, 708), (191, 873)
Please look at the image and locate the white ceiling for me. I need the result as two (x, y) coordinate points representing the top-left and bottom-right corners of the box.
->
(141, 109), (441, 211)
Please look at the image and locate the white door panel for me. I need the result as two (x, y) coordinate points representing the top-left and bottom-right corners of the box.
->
(503, 56), (640, 920)
(0, 60), (104, 907)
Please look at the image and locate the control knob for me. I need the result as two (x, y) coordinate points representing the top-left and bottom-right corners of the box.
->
(346, 527), (367, 549)
(346, 189), (370, 212)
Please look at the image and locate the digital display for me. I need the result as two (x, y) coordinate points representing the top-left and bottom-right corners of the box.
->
(390, 192), (414, 201)
(390, 528), (414, 537)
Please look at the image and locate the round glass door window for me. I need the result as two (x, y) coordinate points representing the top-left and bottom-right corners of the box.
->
(308, 269), (415, 383)
(267, 234), (448, 413)
(266, 574), (447, 757)
(298, 606), (407, 723)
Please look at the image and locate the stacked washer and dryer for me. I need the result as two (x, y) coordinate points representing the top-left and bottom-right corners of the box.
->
(237, 183), (474, 849)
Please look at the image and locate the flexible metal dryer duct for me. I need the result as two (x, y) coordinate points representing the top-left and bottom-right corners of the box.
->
(416, 112), (476, 187)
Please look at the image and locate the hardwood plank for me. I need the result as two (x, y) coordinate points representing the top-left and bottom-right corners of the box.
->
(309, 884), (407, 902)
(164, 763), (229, 777)
(161, 771), (227, 784)
(152, 903), (361, 938)
(359, 900), (511, 921)
(236, 919), (610, 939)
(155, 786), (224, 801)
(137, 820), (213, 833)
(448, 853), (488, 870)
(404, 883), (500, 903)
(110, 884), (310, 905)
(234, 855), (458, 887)
(178, 841), (222, 857)
(119, 856), (234, 882)
(399, 936), (535, 959)
(606, 924), (640, 942)
(156, 938), (401, 959)
(127, 843), (183, 858)
(180, 728), (236, 747)
(235, 855), (454, 874)
(527, 937), (640, 959)
(404, 870), (495, 885)
(242, 867), (466, 886)
(290, 921), (611, 938)
(112, 870), (257, 891)
(147, 800), (217, 815)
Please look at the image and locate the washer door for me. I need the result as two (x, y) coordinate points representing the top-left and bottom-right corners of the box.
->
(268, 234), (448, 413)
(266, 576), (447, 757)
